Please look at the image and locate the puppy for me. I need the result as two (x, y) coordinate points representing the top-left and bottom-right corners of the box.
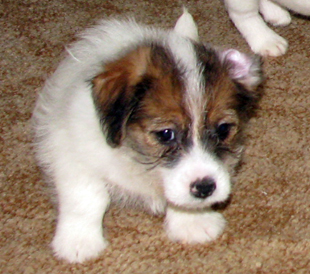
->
(225, 0), (310, 56)
(33, 10), (263, 263)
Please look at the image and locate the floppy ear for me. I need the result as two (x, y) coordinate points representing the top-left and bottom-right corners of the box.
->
(218, 49), (264, 119)
(174, 8), (199, 42)
(92, 47), (153, 147)
(220, 49), (263, 90)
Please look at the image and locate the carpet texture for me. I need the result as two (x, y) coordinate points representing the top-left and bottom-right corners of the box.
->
(1, 0), (310, 273)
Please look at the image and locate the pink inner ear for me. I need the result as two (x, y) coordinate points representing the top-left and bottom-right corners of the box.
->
(222, 49), (252, 80)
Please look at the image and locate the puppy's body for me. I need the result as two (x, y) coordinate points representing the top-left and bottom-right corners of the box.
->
(225, 0), (310, 56)
(33, 11), (262, 263)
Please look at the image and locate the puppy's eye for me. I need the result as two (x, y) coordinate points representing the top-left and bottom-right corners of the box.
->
(155, 129), (176, 144)
(216, 123), (233, 141)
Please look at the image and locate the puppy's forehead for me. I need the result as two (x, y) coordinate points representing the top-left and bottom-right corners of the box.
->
(167, 37), (205, 104)
(166, 38), (230, 127)
(132, 39), (206, 127)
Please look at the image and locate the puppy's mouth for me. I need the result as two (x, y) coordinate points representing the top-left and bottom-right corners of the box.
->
(166, 199), (221, 212)
(165, 194), (228, 211)
(166, 193), (232, 212)
(211, 195), (232, 210)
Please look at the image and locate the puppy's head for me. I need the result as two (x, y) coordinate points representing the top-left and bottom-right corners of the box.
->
(92, 13), (263, 209)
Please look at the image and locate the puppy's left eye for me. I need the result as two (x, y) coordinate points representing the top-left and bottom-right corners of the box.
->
(216, 123), (233, 141)
(155, 129), (176, 144)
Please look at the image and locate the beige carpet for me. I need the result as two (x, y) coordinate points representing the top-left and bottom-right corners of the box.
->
(2, 0), (310, 273)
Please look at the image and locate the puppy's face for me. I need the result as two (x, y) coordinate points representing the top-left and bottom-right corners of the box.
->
(92, 43), (262, 209)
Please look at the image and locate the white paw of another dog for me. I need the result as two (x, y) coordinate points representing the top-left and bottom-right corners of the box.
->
(164, 208), (226, 244)
(52, 224), (108, 263)
(249, 30), (288, 57)
(260, 0), (291, 26)
(263, 10), (291, 27)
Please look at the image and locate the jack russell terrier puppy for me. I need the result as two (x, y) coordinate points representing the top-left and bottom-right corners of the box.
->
(33, 10), (263, 263)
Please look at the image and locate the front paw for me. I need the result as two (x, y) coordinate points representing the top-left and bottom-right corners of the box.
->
(249, 31), (288, 56)
(52, 224), (108, 263)
(164, 208), (226, 244)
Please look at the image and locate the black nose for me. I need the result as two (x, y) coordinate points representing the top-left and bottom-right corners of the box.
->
(190, 177), (216, 199)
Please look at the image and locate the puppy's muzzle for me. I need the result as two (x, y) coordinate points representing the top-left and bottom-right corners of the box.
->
(190, 177), (216, 199)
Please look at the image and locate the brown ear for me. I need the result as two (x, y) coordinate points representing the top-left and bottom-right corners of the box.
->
(92, 46), (156, 147)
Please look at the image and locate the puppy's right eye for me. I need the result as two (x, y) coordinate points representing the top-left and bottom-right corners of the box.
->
(155, 129), (176, 144)
(216, 123), (233, 141)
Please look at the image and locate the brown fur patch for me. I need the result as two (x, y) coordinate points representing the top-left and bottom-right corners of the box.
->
(92, 46), (153, 106)
(92, 44), (191, 165)
(189, 44), (262, 170)
(192, 44), (260, 150)
(92, 42), (261, 169)
(206, 75), (240, 143)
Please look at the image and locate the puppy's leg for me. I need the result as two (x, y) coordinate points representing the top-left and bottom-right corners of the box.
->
(164, 207), (226, 244)
(259, 0), (291, 26)
(225, 0), (287, 56)
(52, 168), (110, 263)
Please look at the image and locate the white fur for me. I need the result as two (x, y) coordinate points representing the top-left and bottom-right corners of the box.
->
(225, 0), (310, 56)
(33, 12), (233, 263)
(165, 208), (226, 243)
(174, 8), (199, 42)
(161, 146), (230, 209)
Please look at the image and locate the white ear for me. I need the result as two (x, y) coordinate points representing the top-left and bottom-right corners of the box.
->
(220, 49), (263, 89)
(174, 8), (199, 42)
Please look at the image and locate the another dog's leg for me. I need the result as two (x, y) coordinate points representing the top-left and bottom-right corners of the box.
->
(225, 0), (288, 56)
(164, 207), (226, 243)
(52, 169), (110, 263)
(275, 0), (310, 15)
(259, 0), (291, 26)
